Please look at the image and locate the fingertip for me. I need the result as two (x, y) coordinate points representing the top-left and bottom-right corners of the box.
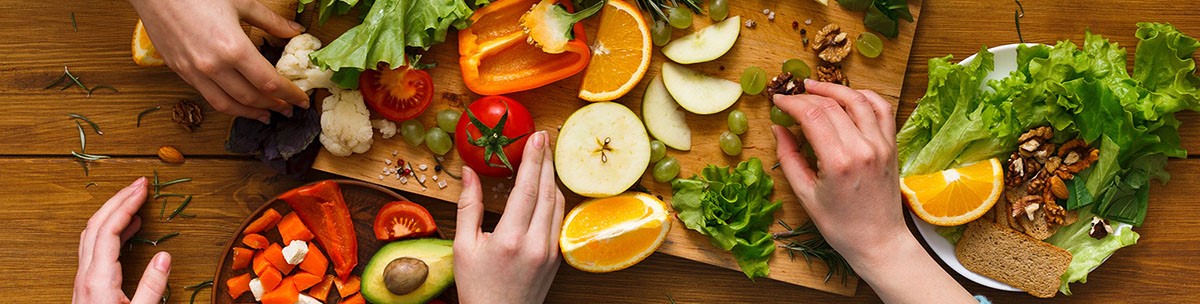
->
(152, 251), (171, 272)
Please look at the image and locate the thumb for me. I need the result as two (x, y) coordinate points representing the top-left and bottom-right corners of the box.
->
(237, 0), (304, 39)
(455, 167), (485, 248)
(130, 252), (172, 304)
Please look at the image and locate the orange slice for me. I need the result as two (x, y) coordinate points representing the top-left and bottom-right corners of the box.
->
(132, 19), (165, 67)
(560, 192), (670, 272)
(901, 158), (1004, 226)
(577, 0), (651, 101)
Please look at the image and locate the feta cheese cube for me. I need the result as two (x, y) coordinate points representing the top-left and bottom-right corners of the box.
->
(296, 294), (323, 304)
(249, 278), (265, 301)
(281, 240), (308, 265)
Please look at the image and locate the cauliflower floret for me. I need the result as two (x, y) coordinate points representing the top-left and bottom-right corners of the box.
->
(276, 34), (336, 92)
(319, 89), (373, 156)
(371, 119), (397, 139)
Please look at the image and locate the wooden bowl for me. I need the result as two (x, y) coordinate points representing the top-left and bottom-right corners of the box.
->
(212, 179), (449, 303)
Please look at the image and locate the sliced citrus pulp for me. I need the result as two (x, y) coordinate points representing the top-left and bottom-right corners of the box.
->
(901, 158), (1004, 226)
(132, 20), (165, 67)
(577, 0), (651, 101)
(560, 192), (670, 272)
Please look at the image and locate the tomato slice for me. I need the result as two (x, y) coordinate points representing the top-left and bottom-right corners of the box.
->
(359, 64), (434, 122)
(373, 201), (437, 241)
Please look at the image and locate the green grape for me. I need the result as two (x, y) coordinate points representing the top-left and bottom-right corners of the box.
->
(649, 140), (666, 163)
(424, 127), (453, 155)
(666, 5), (692, 29)
(651, 19), (673, 47)
(727, 109), (748, 135)
(653, 157), (681, 182)
(782, 58), (812, 79)
(719, 131), (742, 156)
(709, 0), (729, 21)
(740, 66), (767, 95)
(770, 106), (796, 126)
(400, 120), (425, 146)
(435, 110), (461, 133)
(856, 32), (884, 58)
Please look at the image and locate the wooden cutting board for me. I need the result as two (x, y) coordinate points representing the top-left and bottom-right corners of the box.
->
(309, 0), (923, 296)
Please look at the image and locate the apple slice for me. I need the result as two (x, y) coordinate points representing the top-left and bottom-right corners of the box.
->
(555, 102), (651, 198)
(661, 62), (742, 115)
(642, 74), (691, 150)
(662, 15), (741, 64)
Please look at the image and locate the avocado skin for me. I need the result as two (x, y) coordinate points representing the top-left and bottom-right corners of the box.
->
(361, 238), (454, 304)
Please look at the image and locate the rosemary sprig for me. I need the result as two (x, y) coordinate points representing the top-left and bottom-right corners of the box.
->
(1014, 0), (1025, 43)
(155, 193), (187, 199)
(75, 121), (86, 152)
(71, 151), (110, 161)
(166, 195), (193, 221)
(86, 182), (97, 188)
(667, 293), (677, 304)
(137, 106), (161, 127)
(129, 231), (180, 246)
(45, 66), (118, 97)
(156, 177), (193, 188)
(773, 220), (856, 284)
(68, 113), (103, 135)
(160, 197), (168, 220)
(184, 280), (214, 304)
(70, 12), (78, 32)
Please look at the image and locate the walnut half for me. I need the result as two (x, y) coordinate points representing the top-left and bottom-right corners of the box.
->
(812, 23), (852, 64)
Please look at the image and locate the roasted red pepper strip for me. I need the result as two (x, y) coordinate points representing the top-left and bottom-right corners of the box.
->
(458, 0), (590, 95)
(277, 180), (358, 280)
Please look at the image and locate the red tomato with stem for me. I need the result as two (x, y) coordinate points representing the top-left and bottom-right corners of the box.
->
(455, 96), (535, 177)
(372, 201), (437, 241)
(359, 64), (434, 122)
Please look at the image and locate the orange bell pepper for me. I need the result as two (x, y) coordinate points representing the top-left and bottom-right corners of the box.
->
(458, 0), (591, 95)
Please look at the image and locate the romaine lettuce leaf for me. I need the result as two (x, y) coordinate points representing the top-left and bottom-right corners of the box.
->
(309, 0), (474, 89)
(670, 158), (782, 279)
(1045, 208), (1139, 295)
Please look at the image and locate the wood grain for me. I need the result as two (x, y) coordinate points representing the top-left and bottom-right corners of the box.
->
(309, 0), (924, 294)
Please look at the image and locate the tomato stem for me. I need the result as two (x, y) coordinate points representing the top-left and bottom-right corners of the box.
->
(465, 106), (530, 174)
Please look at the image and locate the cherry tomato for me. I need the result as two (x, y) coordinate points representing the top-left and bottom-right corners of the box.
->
(454, 96), (535, 177)
(359, 64), (434, 122)
(372, 201), (438, 241)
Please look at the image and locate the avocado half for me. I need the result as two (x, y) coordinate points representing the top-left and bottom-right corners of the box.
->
(361, 238), (454, 304)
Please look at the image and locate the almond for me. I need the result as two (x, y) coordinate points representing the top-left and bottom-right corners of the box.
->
(158, 146), (184, 164)
(1049, 175), (1069, 200)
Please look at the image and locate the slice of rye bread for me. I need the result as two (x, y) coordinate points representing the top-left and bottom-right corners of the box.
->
(956, 221), (1072, 298)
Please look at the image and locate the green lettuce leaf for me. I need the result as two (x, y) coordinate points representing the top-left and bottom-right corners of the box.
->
(670, 158), (782, 279)
(309, 0), (474, 89)
(1045, 208), (1139, 295)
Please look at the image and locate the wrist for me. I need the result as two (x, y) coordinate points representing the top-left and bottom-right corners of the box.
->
(845, 230), (922, 281)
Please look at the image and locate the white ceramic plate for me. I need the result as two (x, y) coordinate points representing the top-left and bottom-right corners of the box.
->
(907, 43), (1132, 292)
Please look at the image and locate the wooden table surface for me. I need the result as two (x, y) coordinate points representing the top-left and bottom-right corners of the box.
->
(3, 0), (1198, 303)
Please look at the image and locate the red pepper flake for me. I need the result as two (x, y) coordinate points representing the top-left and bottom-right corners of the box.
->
(792, 21), (799, 29)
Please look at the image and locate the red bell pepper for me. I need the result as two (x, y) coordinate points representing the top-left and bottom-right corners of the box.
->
(277, 180), (358, 280)
(458, 0), (591, 95)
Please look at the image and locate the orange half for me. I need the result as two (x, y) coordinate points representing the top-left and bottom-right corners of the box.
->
(132, 20), (165, 67)
(901, 158), (1004, 226)
(560, 192), (670, 272)
(577, 0), (651, 101)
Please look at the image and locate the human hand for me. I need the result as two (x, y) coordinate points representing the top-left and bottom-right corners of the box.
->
(73, 177), (172, 304)
(772, 79), (901, 260)
(130, 0), (310, 124)
(453, 131), (565, 304)
(773, 81), (974, 303)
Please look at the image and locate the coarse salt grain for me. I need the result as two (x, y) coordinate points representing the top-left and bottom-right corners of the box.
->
(805, 18), (812, 25)
(762, 8), (770, 15)
(400, 176), (408, 184)
(384, 159), (392, 165)
(437, 180), (447, 189)
(768, 12), (775, 21)
(419, 164), (428, 171)
(419, 175), (427, 183)
(432, 175), (439, 181)
(377, 175), (384, 180)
